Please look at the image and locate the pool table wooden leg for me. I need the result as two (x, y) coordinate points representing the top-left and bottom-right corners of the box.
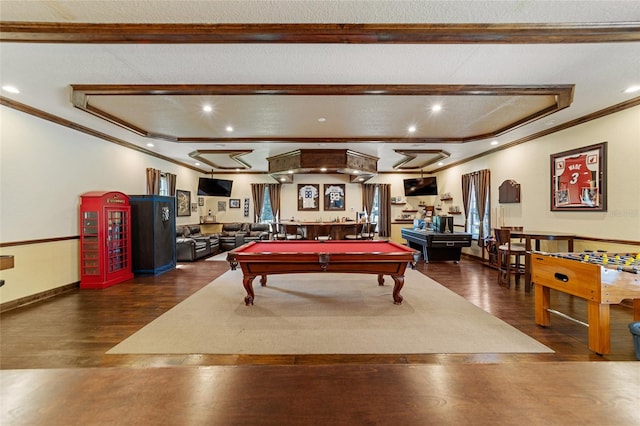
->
(243, 275), (256, 306)
(391, 275), (404, 305)
(259, 274), (267, 286)
(377, 274), (385, 286)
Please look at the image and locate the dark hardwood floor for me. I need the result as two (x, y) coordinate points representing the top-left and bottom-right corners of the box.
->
(1, 257), (637, 369)
(2, 257), (639, 425)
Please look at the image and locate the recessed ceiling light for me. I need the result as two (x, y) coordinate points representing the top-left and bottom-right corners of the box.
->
(146, 143), (154, 147)
(317, 117), (327, 123)
(288, 170), (294, 174)
(320, 167), (327, 172)
(432, 104), (442, 112)
(408, 125), (416, 133)
(438, 162), (444, 166)
(202, 105), (213, 112)
(490, 140), (499, 146)
(624, 85), (640, 93)
(195, 162), (200, 166)
(225, 126), (234, 132)
(2, 85), (20, 94)
(280, 177), (286, 182)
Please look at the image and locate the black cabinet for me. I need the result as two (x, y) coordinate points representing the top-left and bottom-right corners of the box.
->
(129, 195), (176, 276)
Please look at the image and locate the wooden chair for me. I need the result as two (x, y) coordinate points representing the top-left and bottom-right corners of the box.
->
(495, 228), (526, 289)
(501, 226), (525, 246)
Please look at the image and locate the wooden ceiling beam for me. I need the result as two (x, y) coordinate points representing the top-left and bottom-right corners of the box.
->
(2, 22), (640, 44)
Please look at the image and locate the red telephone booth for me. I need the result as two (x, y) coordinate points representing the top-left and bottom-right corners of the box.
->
(79, 191), (134, 289)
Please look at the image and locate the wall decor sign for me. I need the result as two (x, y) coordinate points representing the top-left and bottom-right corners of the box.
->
(243, 197), (250, 217)
(297, 183), (320, 211)
(324, 184), (345, 211)
(176, 190), (191, 217)
(550, 142), (607, 211)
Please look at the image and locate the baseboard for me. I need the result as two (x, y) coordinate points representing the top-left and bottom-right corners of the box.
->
(0, 282), (79, 313)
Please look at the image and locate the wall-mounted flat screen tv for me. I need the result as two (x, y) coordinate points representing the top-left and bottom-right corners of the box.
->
(197, 178), (233, 197)
(403, 177), (438, 196)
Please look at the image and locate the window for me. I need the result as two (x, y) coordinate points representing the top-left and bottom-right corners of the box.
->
(369, 186), (380, 226)
(159, 174), (168, 196)
(260, 187), (274, 222)
(466, 182), (490, 240)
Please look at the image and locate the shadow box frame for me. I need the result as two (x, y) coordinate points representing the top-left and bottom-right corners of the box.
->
(297, 183), (320, 211)
(550, 141), (607, 212)
(323, 184), (346, 211)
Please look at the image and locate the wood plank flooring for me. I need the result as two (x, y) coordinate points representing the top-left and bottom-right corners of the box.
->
(3, 363), (639, 426)
(1, 257), (637, 368)
(2, 257), (639, 425)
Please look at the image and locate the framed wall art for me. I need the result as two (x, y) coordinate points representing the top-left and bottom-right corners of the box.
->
(176, 189), (191, 217)
(297, 183), (320, 211)
(230, 198), (241, 208)
(550, 142), (607, 211)
(324, 184), (345, 211)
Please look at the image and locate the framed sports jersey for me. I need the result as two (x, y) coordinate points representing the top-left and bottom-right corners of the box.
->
(297, 183), (320, 211)
(550, 142), (607, 211)
(324, 184), (346, 211)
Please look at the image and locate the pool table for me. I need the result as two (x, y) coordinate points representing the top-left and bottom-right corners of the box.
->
(227, 240), (420, 306)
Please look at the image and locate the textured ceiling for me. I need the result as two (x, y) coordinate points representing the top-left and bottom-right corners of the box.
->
(1, 0), (638, 24)
(1, 1), (639, 176)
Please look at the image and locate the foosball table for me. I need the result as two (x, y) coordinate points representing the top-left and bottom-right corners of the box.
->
(530, 251), (640, 355)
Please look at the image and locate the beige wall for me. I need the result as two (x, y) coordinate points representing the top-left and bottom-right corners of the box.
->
(0, 240), (78, 304)
(365, 106), (640, 246)
(2, 104), (639, 305)
(0, 106), (202, 304)
(436, 106), (640, 259)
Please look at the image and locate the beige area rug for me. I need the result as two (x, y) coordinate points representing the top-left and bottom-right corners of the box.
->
(206, 252), (229, 261)
(107, 269), (553, 355)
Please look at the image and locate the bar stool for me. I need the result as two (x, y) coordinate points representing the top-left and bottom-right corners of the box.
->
(360, 222), (377, 240)
(495, 228), (526, 289)
(345, 222), (376, 240)
(284, 224), (305, 240)
(314, 224), (333, 241)
(344, 223), (363, 240)
(270, 223), (286, 240)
